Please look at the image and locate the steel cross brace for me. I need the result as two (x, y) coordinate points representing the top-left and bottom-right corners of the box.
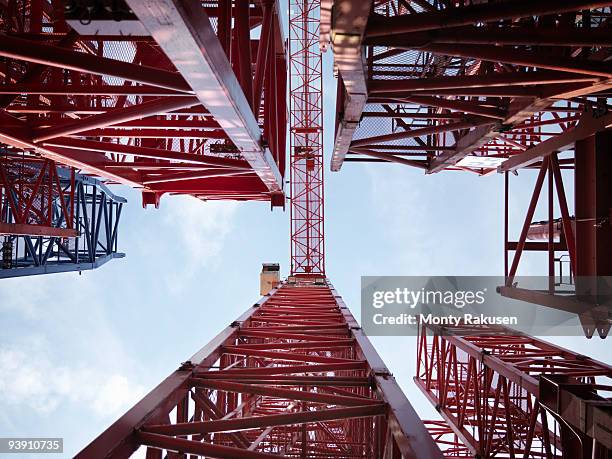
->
(416, 323), (612, 458)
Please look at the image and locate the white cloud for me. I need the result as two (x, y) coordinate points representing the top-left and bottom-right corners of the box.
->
(161, 196), (239, 290)
(0, 345), (145, 418)
(165, 196), (238, 262)
(365, 167), (437, 273)
(93, 374), (145, 417)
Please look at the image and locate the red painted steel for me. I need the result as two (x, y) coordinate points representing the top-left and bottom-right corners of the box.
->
(328, 0), (612, 174)
(424, 421), (473, 459)
(289, 0), (325, 276)
(78, 281), (443, 458)
(2, 1), (610, 456)
(416, 323), (612, 458)
(0, 154), (76, 237)
(0, 0), (286, 207)
(500, 135), (611, 338)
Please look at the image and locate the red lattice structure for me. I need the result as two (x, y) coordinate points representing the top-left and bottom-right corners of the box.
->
(289, 0), (325, 276)
(416, 323), (612, 458)
(77, 281), (443, 458)
(0, 154), (76, 237)
(324, 0), (612, 336)
(424, 421), (472, 459)
(325, 0), (612, 174)
(0, 0), (286, 208)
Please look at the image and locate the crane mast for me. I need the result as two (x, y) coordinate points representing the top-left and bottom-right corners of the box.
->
(289, 0), (325, 276)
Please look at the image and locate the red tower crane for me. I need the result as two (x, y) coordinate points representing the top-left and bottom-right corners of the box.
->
(78, 1), (444, 457)
(289, 0), (325, 276)
(1, 1), (611, 458)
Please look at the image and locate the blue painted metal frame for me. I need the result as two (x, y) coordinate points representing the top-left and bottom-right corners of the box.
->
(1, 164), (126, 279)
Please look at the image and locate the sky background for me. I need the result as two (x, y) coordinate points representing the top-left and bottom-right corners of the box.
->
(0, 46), (609, 459)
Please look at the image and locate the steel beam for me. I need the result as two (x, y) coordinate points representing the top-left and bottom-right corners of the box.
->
(400, 96), (506, 119)
(498, 110), (612, 172)
(143, 404), (386, 435)
(42, 138), (251, 169)
(350, 149), (428, 168)
(126, 0), (282, 193)
(0, 33), (192, 92)
(367, 26), (612, 47)
(420, 43), (612, 79)
(330, 0), (372, 172)
(575, 131), (612, 279)
(0, 127), (143, 188)
(330, 283), (444, 459)
(0, 253), (124, 279)
(137, 433), (281, 459)
(142, 170), (254, 186)
(74, 128), (225, 139)
(497, 286), (610, 323)
(351, 119), (490, 148)
(0, 223), (77, 238)
(367, 71), (599, 93)
(0, 84), (190, 96)
(33, 97), (200, 142)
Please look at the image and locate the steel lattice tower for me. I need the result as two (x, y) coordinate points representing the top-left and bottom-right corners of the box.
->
(289, 0), (325, 276)
(77, 2), (444, 456)
(77, 281), (443, 458)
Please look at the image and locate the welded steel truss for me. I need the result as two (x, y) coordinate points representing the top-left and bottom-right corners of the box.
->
(499, 129), (612, 338)
(416, 323), (612, 458)
(1, 152), (124, 278)
(326, 0), (612, 337)
(0, 152), (77, 238)
(326, 0), (612, 175)
(289, 0), (325, 275)
(0, 0), (286, 207)
(78, 282), (443, 458)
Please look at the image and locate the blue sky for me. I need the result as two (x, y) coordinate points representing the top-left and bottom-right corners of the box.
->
(0, 49), (608, 458)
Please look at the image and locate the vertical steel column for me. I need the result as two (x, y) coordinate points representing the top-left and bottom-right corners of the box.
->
(575, 132), (612, 278)
(575, 130), (612, 338)
(289, 0), (325, 276)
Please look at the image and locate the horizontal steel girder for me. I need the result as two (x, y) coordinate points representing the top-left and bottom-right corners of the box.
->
(0, 223), (77, 238)
(0, 33), (192, 92)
